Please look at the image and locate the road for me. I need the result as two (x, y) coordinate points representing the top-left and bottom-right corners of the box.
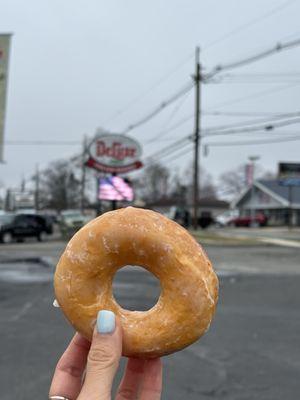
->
(0, 239), (299, 399)
(217, 227), (300, 248)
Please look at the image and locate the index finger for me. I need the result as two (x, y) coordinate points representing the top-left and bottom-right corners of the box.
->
(139, 359), (162, 400)
(49, 333), (91, 400)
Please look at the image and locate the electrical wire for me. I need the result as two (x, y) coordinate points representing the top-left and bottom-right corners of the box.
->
(207, 82), (298, 110)
(147, 147), (194, 168)
(120, 81), (194, 134)
(202, 110), (300, 117)
(161, 89), (192, 131)
(3, 140), (81, 146)
(144, 112), (300, 146)
(202, 115), (300, 134)
(202, 0), (297, 52)
(203, 117), (300, 137)
(103, 52), (194, 125)
(205, 134), (300, 147)
(4, 114), (300, 149)
(162, 145), (194, 164)
(213, 73), (300, 84)
(206, 37), (300, 78)
(144, 135), (192, 162)
(145, 113), (194, 144)
(219, 72), (300, 78)
(144, 142), (193, 167)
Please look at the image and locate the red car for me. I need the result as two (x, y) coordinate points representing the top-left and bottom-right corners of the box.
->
(229, 213), (268, 227)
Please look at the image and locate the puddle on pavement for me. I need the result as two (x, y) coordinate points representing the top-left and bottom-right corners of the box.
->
(0, 261), (53, 283)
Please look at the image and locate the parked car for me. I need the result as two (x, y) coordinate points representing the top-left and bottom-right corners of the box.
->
(0, 213), (53, 243)
(228, 213), (268, 227)
(198, 211), (214, 229)
(215, 210), (239, 227)
(59, 210), (91, 238)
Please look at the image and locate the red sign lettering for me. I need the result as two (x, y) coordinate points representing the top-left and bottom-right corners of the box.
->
(96, 141), (136, 161)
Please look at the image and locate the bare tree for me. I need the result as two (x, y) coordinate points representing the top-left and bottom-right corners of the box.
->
(218, 165), (246, 198)
(182, 163), (217, 200)
(136, 163), (170, 202)
(199, 170), (217, 199)
(40, 159), (81, 211)
(219, 164), (277, 199)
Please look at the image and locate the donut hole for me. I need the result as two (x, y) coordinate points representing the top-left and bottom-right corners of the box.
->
(112, 265), (161, 311)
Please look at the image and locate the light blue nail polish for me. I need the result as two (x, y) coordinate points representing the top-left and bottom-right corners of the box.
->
(97, 310), (115, 334)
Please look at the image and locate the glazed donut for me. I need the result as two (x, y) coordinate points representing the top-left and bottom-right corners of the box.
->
(54, 207), (218, 358)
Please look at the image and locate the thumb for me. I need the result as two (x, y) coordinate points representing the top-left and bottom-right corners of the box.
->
(78, 310), (122, 400)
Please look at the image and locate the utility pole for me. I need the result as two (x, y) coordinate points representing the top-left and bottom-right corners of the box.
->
(35, 164), (40, 211)
(248, 155), (260, 227)
(81, 135), (87, 213)
(193, 46), (201, 229)
(95, 173), (101, 216)
(288, 185), (293, 229)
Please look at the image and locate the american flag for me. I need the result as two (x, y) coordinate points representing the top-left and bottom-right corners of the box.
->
(98, 176), (134, 201)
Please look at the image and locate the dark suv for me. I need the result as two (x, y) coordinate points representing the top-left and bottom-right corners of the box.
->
(0, 213), (53, 243)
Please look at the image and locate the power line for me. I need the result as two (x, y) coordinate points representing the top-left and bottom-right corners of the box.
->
(206, 37), (300, 78)
(3, 140), (81, 146)
(5, 112), (300, 148)
(144, 141), (193, 168)
(164, 145), (194, 164)
(145, 110), (300, 143)
(120, 81), (194, 134)
(214, 73), (300, 84)
(219, 72), (300, 78)
(202, 115), (300, 135)
(145, 113), (193, 144)
(103, 52), (194, 125)
(144, 135), (192, 162)
(161, 89), (192, 131)
(113, 36), (300, 146)
(144, 117), (300, 163)
(142, 113), (300, 147)
(202, 0), (297, 51)
(154, 140), (192, 162)
(202, 110), (300, 117)
(207, 82), (298, 110)
(203, 117), (300, 137)
(205, 134), (300, 147)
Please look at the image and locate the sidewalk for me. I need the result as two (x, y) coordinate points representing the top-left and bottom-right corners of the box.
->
(215, 227), (300, 248)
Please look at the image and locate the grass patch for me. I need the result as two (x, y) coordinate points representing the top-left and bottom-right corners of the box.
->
(190, 230), (261, 246)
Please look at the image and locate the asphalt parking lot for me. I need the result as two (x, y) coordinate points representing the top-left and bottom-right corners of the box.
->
(0, 239), (300, 400)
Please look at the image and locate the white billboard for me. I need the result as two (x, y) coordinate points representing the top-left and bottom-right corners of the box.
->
(0, 34), (12, 162)
(86, 133), (143, 173)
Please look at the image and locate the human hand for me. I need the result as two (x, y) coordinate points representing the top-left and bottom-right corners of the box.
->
(49, 310), (162, 400)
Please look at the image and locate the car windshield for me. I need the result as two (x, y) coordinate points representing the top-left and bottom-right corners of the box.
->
(0, 214), (15, 224)
(61, 211), (83, 219)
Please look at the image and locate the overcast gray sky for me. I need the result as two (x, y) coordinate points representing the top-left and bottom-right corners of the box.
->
(1, 0), (300, 193)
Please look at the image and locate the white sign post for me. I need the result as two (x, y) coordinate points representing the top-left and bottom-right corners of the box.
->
(0, 34), (12, 163)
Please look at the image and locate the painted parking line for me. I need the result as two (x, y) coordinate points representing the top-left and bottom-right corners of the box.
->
(257, 237), (300, 248)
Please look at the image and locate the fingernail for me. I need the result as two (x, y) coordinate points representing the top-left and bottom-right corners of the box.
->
(97, 310), (115, 334)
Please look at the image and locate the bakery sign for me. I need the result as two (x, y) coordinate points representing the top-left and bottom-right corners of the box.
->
(85, 133), (143, 174)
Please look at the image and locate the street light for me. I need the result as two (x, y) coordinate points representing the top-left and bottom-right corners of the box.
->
(248, 155), (260, 227)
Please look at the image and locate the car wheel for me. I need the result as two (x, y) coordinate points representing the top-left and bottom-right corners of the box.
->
(2, 232), (13, 244)
(37, 231), (47, 242)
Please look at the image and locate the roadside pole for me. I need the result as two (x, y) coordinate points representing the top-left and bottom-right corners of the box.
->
(35, 164), (40, 211)
(193, 46), (201, 230)
(80, 135), (87, 213)
(288, 185), (293, 228)
(95, 174), (101, 216)
(248, 155), (260, 227)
